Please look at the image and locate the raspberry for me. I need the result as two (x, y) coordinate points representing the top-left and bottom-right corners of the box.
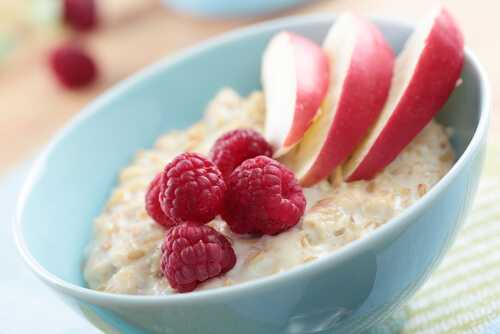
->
(160, 222), (236, 292)
(63, 0), (98, 31)
(160, 153), (226, 224)
(49, 44), (97, 89)
(145, 172), (174, 228)
(209, 129), (273, 179)
(222, 156), (306, 235)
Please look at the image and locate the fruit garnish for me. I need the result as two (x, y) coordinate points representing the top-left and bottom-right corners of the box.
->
(210, 129), (273, 180)
(160, 222), (236, 292)
(145, 172), (174, 228)
(281, 14), (394, 186)
(344, 7), (464, 181)
(262, 31), (329, 157)
(222, 156), (306, 236)
(160, 152), (226, 224)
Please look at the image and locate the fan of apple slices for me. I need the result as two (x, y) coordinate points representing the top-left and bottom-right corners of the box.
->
(262, 6), (464, 186)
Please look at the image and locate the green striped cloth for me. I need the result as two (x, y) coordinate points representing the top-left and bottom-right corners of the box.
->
(374, 144), (500, 333)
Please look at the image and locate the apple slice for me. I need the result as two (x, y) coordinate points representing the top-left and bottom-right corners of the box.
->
(262, 31), (329, 157)
(281, 14), (394, 186)
(343, 7), (464, 181)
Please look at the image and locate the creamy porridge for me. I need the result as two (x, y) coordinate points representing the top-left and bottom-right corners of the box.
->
(83, 89), (454, 295)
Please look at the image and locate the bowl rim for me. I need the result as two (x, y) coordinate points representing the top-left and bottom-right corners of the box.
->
(163, 0), (311, 18)
(13, 13), (490, 306)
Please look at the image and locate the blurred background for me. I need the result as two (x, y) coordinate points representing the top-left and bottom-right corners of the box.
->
(1, 1), (500, 333)
(0, 0), (498, 175)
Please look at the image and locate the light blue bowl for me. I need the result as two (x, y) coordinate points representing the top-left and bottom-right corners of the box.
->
(162, 0), (310, 18)
(14, 14), (489, 334)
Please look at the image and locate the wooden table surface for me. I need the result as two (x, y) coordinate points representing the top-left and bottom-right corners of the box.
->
(1, 0), (498, 175)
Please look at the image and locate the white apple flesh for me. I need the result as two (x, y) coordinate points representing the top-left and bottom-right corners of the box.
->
(282, 14), (394, 186)
(262, 31), (330, 157)
(344, 7), (464, 181)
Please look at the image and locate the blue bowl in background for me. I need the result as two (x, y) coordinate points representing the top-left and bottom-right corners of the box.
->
(14, 14), (489, 334)
(163, 0), (311, 17)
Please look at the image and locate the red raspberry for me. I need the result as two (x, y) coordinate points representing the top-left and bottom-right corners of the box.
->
(49, 44), (98, 89)
(160, 153), (226, 224)
(209, 129), (273, 180)
(160, 222), (236, 292)
(222, 156), (306, 235)
(145, 172), (174, 228)
(63, 0), (98, 31)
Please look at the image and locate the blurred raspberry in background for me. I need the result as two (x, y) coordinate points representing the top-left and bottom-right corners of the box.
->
(63, 0), (97, 31)
(49, 43), (97, 88)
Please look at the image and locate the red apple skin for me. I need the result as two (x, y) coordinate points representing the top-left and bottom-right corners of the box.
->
(283, 33), (330, 149)
(345, 9), (464, 182)
(299, 17), (394, 186)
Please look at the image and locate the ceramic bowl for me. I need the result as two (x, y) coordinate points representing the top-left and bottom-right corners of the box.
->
(14, 14), (489, 334)
(162, 0), (310, 17)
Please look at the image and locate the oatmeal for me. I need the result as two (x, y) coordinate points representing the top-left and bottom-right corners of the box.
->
(84, 89), (454, 295)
